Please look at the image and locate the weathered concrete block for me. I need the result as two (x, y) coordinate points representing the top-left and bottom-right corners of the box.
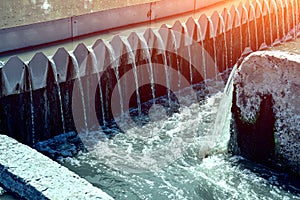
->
(0, 134), (113, 200)
(230, 50), (300, 174)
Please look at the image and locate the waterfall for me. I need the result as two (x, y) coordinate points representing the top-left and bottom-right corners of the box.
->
(280, 0), (286, 38)
(70, 54), (88, 132)
(106, 44), (125, 116)
(285, 0), (291, 33)
(89, 50), (106, 125)
(295, 0), (300, 37)
(208, 65), (237, 152)
(156, 33), (171, 104)
(49, 60), (66, 134)
(29, 78), (35, 145)
(257, 1), (266, 46)
(139, 35), (156, 101)
(250, 2), (259, 50)
(272, 0), (280, 42)
(207, 17), (219, 79)
(123, 40), (142, 117)
(219, 13), (229, 71)
(267, 4), (274, 44)
(197, 21), (207, 82)
(170, 30), (182, 88)
(182, 24), (194, 85)
(290, 0), (295, 38)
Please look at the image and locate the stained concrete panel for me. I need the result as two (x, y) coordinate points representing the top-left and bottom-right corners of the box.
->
(0, 18), (72, 53)
(72, 3), (151, 37)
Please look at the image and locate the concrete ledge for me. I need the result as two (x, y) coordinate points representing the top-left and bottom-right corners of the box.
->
(150, 0), (194, 20)
(0, 18), (72, 53)
(0, 134), (113, 200)
(0, 0), (224, 53)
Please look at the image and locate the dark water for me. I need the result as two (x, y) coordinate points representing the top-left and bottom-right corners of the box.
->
(58, 78), (299, 200)
(1, 68), (299, 199)
(0, 192), (16, 200)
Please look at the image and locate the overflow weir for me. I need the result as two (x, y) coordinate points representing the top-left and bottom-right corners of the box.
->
(0, 0), (299, 199)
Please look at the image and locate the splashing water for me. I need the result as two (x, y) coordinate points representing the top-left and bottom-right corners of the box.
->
(59, 67), (299, 199)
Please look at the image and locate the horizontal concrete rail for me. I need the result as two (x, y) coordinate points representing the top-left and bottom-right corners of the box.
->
(0, 0), (299, 145)
(0, 0), (224, 53)
(0, 134), (113, 200)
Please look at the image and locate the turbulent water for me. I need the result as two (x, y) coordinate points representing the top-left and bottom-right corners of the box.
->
(58, 74), (299, 200)
(0, 69), (299, 200)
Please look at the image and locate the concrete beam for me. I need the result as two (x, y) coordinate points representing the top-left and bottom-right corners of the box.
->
(0, 0), (224, 53)
(0, 134), (113, 200)
(0, 18), (72, 53)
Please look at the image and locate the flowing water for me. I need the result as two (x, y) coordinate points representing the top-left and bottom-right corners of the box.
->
(58, 69), (299, 199)
(0, 1), (299, 199)
(249, 2), (259, 50)
(1, 58), (299, 200)
(50, 60), (66, 134)
(71, 54), (89, 132)
(257, 1), (266, 46)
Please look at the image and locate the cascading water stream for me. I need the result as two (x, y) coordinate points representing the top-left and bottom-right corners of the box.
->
(250, 2), (259, 50)
(139, 35), (156, 101)
(290, 0), (296, 38)
(89, 50), (107, 125)
(49, 60), (66, 134)
(257, 1), (266, 46)
(156, 33), (172, 105)
(123, 40), (142, 117)
(219, 13), (229, 71)
(296, 0), (299, 36)
(170, 30), (182, 88)
(28, 77), (35, 145)
(207, 17), (219, 79)
(193, 20), (208, 82)
(266, 3), (274, 44)
(207, 65), (236, 151)
(70, 54), (88, 132)
(106, 44), (125, 116)
(182, 24), (194, 85)
(280, 0), (286, 38)
(271, 0), (280, 42)
(285, 0), (291, 34)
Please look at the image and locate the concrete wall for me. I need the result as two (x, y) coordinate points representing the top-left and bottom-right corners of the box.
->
(0, 0), (299, 145)
(230, 50), (300, 174)
(0, 0), (224, 53)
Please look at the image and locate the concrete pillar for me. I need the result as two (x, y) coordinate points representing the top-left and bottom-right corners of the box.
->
(29, 52), (64, 142)
(0, 56), (32, 145)
(73, 43), (99, 132)
(230, 51), (300, 174)
(52, 48), (76, 133)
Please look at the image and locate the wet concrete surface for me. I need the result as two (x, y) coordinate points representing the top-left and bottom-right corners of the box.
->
(0, 0), (157, 29)
(0, 0), (245, 62)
